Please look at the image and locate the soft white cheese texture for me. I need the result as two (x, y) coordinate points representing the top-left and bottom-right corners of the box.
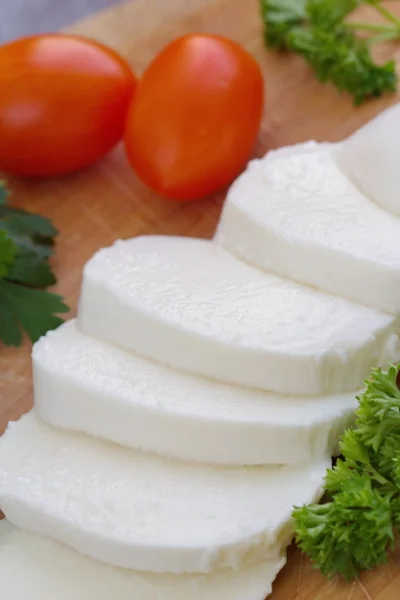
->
(0, 412), (328, 574)
(216, 147), (400, 313)
(77, 236), (397, 396)
(336, 103), (400, 218)
(33, 320), (357, 466)
(0, 521), (285, 600)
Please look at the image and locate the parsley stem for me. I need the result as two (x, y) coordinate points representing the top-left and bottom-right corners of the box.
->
(371, 470), (391, 486)
(367, 30), (400, 45)
(371, 2), (400, 31)
(366, 463), (392, 486)
(345, 21), (397, 34)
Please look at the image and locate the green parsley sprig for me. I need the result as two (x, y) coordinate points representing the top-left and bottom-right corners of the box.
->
(261, 0), (400, 104)
(0, 182), (69, 346)
(293, 364), (400, 581)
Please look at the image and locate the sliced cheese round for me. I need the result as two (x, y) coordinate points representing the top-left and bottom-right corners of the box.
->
(0, 522), (286, 600)
(335, 103), (400, 218)
(0, 412), (328, 574)
(34, 320), (357, 466)
(77, 235), (398, 395)
(215, 146), (400, 314)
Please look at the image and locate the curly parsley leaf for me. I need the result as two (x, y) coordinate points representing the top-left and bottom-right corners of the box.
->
(261, 0), (400, 104)
(307, 0), (361, 28)
(287, 25), (396, 105)
(293, 364), (400, 580)
(294, 481), (395, 581)
(261, 0), (307, 48)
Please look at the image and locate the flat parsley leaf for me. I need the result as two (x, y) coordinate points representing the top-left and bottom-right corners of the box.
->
(0, 231), (17, 278)
(0, 204), (57, 261)
(0, 281), (68, 346)
(8, 247), (56, 288)
(0, 181), (69, 346)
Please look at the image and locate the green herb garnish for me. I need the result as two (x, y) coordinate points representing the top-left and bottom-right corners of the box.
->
(0, 182), (69, 346)
(293, 364), (400, 580)
(261, 0), (400, 104)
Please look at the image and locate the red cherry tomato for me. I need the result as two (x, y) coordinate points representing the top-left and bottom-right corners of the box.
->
(124, 34), (264, 201)
(0, 34), (137, 177)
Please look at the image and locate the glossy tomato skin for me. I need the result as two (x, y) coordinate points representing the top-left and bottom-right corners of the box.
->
(0, 34), (137, 177)
(124, 34), (264, 201)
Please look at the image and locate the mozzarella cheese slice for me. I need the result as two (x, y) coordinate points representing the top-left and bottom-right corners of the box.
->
(0, 521), (285, 600)
(77, 235), (398, 396)
(335, 103), (400, 218)
(215, 147), (400, 314)
(33, 320), (357, 466)
(0, 412), (328, 574)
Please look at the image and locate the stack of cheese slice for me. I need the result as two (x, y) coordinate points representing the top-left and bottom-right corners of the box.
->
(1, 104), (400, 599)
(216, 104), (400, 313)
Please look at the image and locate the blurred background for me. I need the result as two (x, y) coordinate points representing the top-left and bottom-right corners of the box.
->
(0, 0), (118, 42)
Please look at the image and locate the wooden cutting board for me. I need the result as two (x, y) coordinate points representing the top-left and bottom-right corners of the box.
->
(1, 0), (400, 597)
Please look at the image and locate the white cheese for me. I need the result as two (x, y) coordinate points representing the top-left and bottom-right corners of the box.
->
(0, 521), (285, 600)
(34, 320), (357, 466)
(77, 235), (398, 395)
(0, 518), (12, 536)
(215, 147), (400, 314)
(335, 103), (400, 218)
(0, 411), (328, 574)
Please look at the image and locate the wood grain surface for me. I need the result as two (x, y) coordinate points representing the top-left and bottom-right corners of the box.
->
(1, 0), (400, 597)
